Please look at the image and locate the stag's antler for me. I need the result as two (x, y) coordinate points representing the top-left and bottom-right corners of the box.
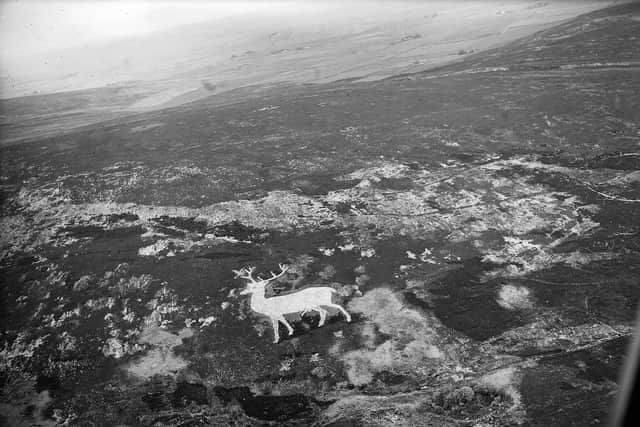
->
(234, 265), (289, 284)
(266, 264), (289, 282)
(233, 266), (258, 283)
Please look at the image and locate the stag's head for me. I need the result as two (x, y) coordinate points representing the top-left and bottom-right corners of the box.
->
(234, 264), (289, 295)
(239, 281), (262, 295)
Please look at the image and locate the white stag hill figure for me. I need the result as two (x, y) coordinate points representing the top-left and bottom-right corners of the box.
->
(234, 264), (351, 343)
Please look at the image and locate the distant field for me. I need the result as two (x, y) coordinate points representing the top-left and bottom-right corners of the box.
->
(0, 0), (618, 145)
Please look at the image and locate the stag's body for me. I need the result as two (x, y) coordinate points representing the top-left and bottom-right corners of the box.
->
(235, 265), (351, 343)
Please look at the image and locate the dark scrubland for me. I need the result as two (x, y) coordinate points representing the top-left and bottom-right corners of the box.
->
(1, 3), (639, 426)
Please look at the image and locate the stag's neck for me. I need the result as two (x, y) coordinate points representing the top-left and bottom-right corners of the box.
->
(249, 285), (269, 311)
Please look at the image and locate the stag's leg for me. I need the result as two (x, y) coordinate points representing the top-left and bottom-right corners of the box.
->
(315, 307), (328, 327)
(278, 315), (294, 336)
(324, 303), (352, 322)
(270, 317), (280, 343)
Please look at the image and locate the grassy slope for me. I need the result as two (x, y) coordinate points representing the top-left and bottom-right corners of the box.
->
(1, 3), (639, 426)
(0, 1), (616, 145)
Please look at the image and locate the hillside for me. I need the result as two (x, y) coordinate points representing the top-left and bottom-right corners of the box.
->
(0, 0), (618, 145)
(1, 3), (639, 426)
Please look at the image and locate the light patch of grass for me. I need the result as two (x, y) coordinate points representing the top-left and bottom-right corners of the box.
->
(125, 326), (193, 378)
(496, 284), (534, 310)
(125, 347), (189, 378)
(339, 288), (450, 386)
(479, 366), (524, 418)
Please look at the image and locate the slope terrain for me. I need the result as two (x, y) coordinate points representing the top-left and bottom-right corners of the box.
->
(1, 3), (639, 426)
(0, 0), (616, 145)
